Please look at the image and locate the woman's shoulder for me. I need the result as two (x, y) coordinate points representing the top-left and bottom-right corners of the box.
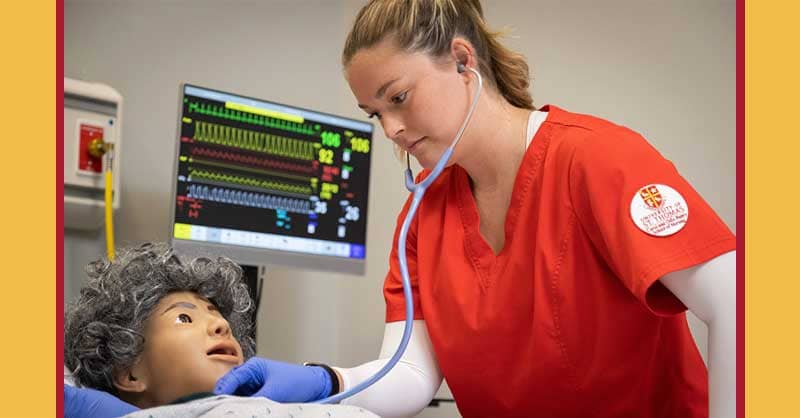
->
(542, 105), (654, 160)
(535, 105), (670, 185)
(543, 105), (643, 142)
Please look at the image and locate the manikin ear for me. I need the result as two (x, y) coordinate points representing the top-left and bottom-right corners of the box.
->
(449, 37), (478, 77)
(112, 364), (147, 394)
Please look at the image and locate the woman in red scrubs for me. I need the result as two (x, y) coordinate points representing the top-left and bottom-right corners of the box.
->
(320, 1), (737, 417)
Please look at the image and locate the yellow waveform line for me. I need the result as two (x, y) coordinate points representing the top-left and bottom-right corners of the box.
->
(225, 101), (304, 124)
(193, 121), (315, 160)
(189, 168), (312, 195)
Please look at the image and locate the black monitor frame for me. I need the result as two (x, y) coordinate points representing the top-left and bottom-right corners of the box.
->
(169, 83), (374, 275)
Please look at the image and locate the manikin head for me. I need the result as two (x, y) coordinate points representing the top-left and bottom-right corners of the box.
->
(64, 243), (255, 408)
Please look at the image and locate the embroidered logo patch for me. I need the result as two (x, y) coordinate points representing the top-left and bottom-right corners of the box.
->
(629, 184), (688, 237)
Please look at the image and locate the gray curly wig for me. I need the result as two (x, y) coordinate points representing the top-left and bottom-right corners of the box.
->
(64, 242), (256, 394)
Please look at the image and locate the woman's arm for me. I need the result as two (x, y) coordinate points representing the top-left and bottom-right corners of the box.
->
(660, 250), (736, 418)
(334, 320), (443, 418)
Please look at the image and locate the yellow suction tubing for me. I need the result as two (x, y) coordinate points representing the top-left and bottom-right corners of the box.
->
(103, 144), (115, 260)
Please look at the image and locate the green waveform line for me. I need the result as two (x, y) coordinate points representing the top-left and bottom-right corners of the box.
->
(188, 101), (317, 136)
(193, 120), (315, 161)
(189, 168), (312, 195)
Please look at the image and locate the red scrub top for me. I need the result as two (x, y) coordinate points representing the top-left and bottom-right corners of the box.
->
(383, 105), (735, 418)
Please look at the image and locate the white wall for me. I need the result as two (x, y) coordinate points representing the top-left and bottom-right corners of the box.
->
(65, 1), (734, 417)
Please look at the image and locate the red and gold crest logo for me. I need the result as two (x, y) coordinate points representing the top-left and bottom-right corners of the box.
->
(639, 185), (663, 209)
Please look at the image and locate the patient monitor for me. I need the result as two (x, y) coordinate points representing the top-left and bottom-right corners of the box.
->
(168, 84), (374, 275)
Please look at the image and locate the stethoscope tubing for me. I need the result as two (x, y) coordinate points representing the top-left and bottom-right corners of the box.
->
(316, 67), (482, 404)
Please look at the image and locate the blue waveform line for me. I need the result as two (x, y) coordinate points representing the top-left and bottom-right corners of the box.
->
(187, 184), (311, 214)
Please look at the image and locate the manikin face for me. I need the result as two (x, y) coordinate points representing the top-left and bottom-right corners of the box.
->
(121, 291), (244, 406)
(345, 38), (474, 169)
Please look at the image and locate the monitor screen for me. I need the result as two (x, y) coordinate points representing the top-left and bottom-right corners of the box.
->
(169, 84), (373, 274)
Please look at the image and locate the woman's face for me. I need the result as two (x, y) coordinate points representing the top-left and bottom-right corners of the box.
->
(345, 39), (473, 169)
(127, 291), (244, 406)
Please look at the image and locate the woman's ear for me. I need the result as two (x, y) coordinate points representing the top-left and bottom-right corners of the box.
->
(450, 37), (478, 74)
(112, 365), (147, 394)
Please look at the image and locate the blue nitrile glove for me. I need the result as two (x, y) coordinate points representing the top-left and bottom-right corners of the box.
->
(214, 357), (332, 402)
(64, 385), (139, 418)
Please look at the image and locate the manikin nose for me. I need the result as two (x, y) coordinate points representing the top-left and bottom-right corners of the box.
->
(209, 316), (232, 337)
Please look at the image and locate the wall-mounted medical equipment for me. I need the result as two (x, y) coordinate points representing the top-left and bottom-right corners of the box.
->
(168, 84), (374, 275)
(63, 78), (122, 256)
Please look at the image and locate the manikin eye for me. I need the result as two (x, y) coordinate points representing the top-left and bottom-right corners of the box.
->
(176, 313), (193, 324)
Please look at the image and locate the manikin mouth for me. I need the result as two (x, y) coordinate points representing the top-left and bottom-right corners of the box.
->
(206, 343), (237, 357)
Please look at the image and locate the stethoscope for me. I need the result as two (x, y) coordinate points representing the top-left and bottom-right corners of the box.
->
(317, 63), (483, 404)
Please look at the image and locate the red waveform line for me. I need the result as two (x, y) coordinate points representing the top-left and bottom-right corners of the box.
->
(191, 146), (316, 174)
